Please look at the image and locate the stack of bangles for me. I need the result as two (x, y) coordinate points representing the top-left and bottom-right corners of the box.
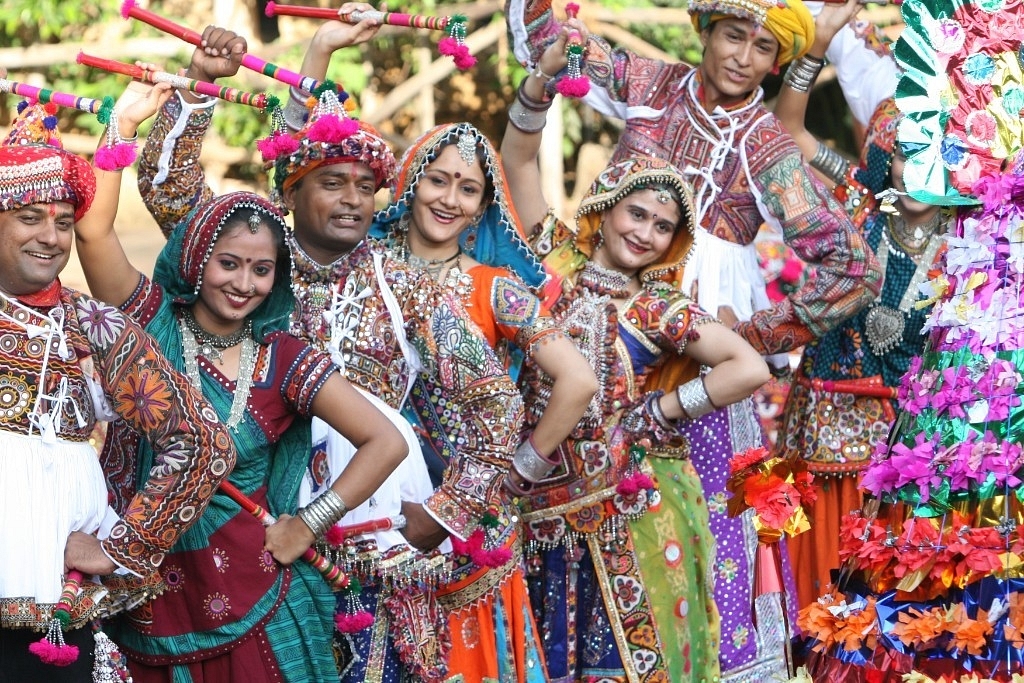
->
(783, 54), (824, 93)
(647, 376), (720, 431)
(298, 489), (349, 538)
(507, 434), (559, 495)
(809, 141), (851, 185)
(508, 77), (553, 134)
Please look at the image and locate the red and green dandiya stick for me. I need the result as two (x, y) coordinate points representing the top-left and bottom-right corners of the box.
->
(120, 0), (326, 93)
(265, 2), (450, 30)
(218, 480), (350, 590)
(0, 78), (112, 116)
(76, 52), (278, 111)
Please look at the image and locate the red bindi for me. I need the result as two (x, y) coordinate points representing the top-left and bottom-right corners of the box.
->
(47, 204), (57, 216)
(454, 172), (462, 179)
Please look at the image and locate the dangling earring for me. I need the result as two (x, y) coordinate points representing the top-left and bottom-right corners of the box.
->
(593, 224), (605, 249)
(771, 64), (780, 76)
(463, 213), (481, 251)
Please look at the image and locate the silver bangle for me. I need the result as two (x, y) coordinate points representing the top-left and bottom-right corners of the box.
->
(512, 435), (557, 484)
(646, 393), (676, 432)
(783, 55), (824, 93)
(809, 141), (851, 184)
(284, 86), (312, 132)
(297, 489), (348, 538)
(675, 377), (717, 421)
(532, 64), (556, 82)
(508, 97), (550, 133)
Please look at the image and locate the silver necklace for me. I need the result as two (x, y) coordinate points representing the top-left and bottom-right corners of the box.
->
(179, 315), (257, 431)
(180, 307), (252, 364)
(864, 219), (944, 357)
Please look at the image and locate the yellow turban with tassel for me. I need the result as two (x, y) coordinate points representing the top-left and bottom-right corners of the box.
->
(689, 0), (815, 67)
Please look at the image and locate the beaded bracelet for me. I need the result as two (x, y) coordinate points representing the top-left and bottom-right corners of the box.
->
(783, 54), (824, 94)
(298, 489), (348, 538)
(532, 64), (556, 82)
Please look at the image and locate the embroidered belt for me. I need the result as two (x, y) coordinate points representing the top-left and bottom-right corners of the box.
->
(0, 571), (164, 631)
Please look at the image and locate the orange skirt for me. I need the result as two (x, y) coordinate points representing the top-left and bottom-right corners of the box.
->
(789, 475), (864, 610)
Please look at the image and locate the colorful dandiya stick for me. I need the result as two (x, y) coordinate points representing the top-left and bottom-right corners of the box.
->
(265, 2), (451, 29)
(120, 0), (326, 93)
(556, 3), (589, 97)
(0, 78), (113, 117)
(218, 480), (350, 590)
(76, 53), (278, 111)
(28, 570), (84, 666)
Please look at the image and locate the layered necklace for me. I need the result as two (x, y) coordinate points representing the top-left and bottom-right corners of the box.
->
(178, 308), (256, 430)
(180, 307), (252, 364)
(394, 221), (471, 294)
(864, 211), (944, 356)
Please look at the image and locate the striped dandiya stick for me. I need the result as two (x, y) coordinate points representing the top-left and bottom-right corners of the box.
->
(0, 78), (112, 115)
(265, 2), (450, 30)
(120, 0), (326, 93)
(76, 52), (277, 111)
(218, 480), (350, 590)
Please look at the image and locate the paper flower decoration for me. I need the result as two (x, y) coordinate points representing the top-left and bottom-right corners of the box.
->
(894, 0), (1024, 205)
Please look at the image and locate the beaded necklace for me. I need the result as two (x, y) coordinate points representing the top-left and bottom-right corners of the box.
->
(179, 314), (256, 431)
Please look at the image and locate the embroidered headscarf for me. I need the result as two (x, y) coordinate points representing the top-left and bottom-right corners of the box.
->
(153, 191), (295, 342)
(690, 0), (815, 67)
(568, 156), (697, 285)
(0, 102), (95, 220)
(371, 122), (548, 289)
(262, 87), (397, 202)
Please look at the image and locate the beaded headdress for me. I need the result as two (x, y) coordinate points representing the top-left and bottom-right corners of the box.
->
(0, 101), (95, 221)
(689, 0), (814, 67)
(371, 122), (547, 289)
(258, 84), (396, 205)
(574, 156), (697, 284)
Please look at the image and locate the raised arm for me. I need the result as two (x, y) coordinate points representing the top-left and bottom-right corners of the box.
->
(137, 27), (246, 235)
(282, 4), (383, 131)
(501, 32), (569, 230)
(775, 0), (861, 184)
(76, 80), (172, 307)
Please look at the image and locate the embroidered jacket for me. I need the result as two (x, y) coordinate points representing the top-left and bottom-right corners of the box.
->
(2, 283), (234, 576)
(506, 0), (882, 354)
(137, 94), (523, 541)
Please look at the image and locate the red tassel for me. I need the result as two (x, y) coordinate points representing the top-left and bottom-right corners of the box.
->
(556, 76), (589, 98)
(307, 114), (359, 144)
(256, 131), (300, 162)
(94, 142), (138, 171)
(334, 610), (374, 633)
(29, 633), (79, 666)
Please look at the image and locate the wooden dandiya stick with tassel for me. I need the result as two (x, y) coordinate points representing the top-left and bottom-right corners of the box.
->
(29, 570), (84, 666)
(120, 0), (328, 93)
(0, 78), (113, 116)
(218, 481), (350, 591)
(265, 2), (451, 29)
(76, 53), (279, 111)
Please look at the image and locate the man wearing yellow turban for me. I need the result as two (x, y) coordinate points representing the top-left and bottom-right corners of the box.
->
(506, 0), (880, 680)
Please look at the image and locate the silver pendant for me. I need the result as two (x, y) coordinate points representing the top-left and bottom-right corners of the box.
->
(865, 305), (905, 356)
